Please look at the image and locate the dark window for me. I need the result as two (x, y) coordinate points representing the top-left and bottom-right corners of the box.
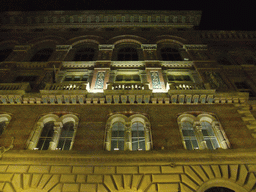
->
(235, 82), (256, 97)
(244, 56), (256, 64)
(115, 75), (140, 82)
(217, 57), (233, 65)
(168, 75), (192, 82)
(205, 187), (234, 192)
(36, 121), (54, 150)
(74, 48), (95, 61)
(117, 48), (138, 61)
(64, 75), (88, 82)
(161, 48), (182, 61)
(69, 28), (79, 32)
(33, 28), (44, 32)
(111, 122), (125, 151)
(131, 122), (145, 151)
(0, 121), (6, 136)
(14, 76), (38, 82)
(31, 48), (53, 62)
(0, 49), (12, 62)
(57, 121), (74, 150)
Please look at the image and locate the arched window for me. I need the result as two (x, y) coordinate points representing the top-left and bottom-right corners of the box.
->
(30, 48), (53, 62)
(27, 114), (79, 150)
(36, 121), (54, 150)
(181, 121), (199, 150)
(57, 121), (75, 150)
(0, 49), (12, 62)
(205, 187), (234, 192)
(111, 122), (125, 151)
(74, 48), (95, 61)
(105, 114), (151, 151)
(117, 48), (138, 61)
(178, 113), (229, 150)
(160, 48), (182, 61)
(131, 122), (145, 151)
(201, 121), (219, 150)
(0, 114), (11, 136)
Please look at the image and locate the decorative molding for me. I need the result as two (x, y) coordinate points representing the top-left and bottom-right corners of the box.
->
(183, 44), (208, 50)
(161, 61), (193, 68)
(56, 45), (72, 51)
(13, 45), (31, 52)
(141, 44), (157, 50)
(99, 44), (114, 50)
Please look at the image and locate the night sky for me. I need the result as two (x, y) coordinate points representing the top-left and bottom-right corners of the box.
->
(0, 0), (255, 31)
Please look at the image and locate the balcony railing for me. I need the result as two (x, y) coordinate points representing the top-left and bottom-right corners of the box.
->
(168, 82), (205, 90)
(40, 82), (89, 95)
(107, 83), (150, 90)
(44, 82), (88, 90)
(0, 83), (30, 94)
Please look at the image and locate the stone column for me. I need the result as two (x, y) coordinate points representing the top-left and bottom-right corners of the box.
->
(69, 122), (78, 150)
(28, 122), (44, 150)
(145, 122), (151, 151)
(49, 122), (62, 150)
(105, 124), (111, 151)
(194, 121), (207, 149)
(125, 122), (132, 151)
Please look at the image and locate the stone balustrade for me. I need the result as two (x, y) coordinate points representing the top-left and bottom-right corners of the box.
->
(0, 82), (30, 93)
(168, 82), (205, 90)
(107, 83), (150, 91)
(44, 82), (88, 91)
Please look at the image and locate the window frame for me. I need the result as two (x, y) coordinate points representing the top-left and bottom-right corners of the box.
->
(105, 114), (152, 151)
(27, 113), (79, 150)
(178, 113), (229, 150)
(0, 114), (11, 136)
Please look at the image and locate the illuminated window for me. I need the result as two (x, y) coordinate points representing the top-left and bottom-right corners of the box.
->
(31, 48), (53, 62)
(178, 113), (229, 150)
(105, 114), (151, 151)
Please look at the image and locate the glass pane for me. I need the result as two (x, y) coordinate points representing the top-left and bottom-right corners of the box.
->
(57, 139), (64, 149)
(119, 130), (124, 137)
(185, 140), (192, 150)
(41, 121), (54, 137)
(36, 139), (44, 150)
(73, 76), (80, 81)
(118, 141), (124, 150)
(132, 138), (139, 151)
(64, 76), (72, 81)
(138, 139), (145, 150)
(192, 139), (199, 149)
(112, 131), (118, 137)
(138, 130), (144, 137)
(0, 121), (6, 135)
(212, 138), (220, 149)
(205, 139), (214, 150)
(175, 76), (182, 81)
(64, 139), (72, 150)
(133, 75), (140, 81)
(111, 140), (117, 150)
(168, 75), (175, 81)
(202, 129), (209, 136)
(183, 75), (192, 81)
(42, 138), (51, 150)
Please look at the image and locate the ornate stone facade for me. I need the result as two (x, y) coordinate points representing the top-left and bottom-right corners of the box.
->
(0, 10), (256, 192)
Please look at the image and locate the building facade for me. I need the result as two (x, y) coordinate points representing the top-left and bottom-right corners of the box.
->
(0, 10), (256, 192)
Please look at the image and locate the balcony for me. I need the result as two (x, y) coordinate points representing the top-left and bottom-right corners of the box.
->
(168, 82), (215, 95)
(104, 82), (152, 95)
(0, 83), (31, 94)
(40, 82), (89, 95)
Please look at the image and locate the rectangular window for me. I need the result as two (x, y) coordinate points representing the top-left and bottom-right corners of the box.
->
(115, 75), (141, 82)
(168, 75), (192, 82)
(64, 75), (88, 82)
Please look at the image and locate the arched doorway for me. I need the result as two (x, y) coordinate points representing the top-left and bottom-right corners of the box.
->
(205, 187), (235, 192)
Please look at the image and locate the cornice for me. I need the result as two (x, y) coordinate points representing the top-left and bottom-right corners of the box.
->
(0, 11), (202, 28)
(1, 149), (256, 165)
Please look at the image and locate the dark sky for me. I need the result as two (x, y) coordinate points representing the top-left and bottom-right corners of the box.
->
(1, 0), (255, 31)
